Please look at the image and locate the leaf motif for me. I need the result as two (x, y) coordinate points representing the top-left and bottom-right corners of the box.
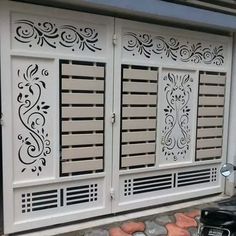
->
(42, 105), (50, 110)
(40, 81), (46, 89)
(17, 93), (23, 102)
(21, 168), (26, 173)
(29, 85), (34, 95)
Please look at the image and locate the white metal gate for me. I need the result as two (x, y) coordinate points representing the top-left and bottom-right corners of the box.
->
(0, 1), (233, 234)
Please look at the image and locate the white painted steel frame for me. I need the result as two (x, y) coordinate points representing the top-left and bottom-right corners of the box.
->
(0, 0), (233, 234)
(112, 18), (233, 212)
(0, 1), (114, 234)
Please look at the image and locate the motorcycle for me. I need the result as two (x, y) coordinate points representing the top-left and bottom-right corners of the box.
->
(198, 163), (236, 236)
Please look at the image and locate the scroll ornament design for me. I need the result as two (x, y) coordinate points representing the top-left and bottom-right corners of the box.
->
(161, 73), (193, 161)
(123, 32), (224, 65)
(14, 20), (101, 52)
(17, 64), (51, 176)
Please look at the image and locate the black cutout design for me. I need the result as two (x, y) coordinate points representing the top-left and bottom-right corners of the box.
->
(17, 64), (51, 175)
(123, 32), (224, 65)
(161, 73), (192, 161)
(14, 20), (102, 52)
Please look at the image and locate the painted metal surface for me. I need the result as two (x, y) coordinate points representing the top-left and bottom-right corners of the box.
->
(0, 1), (233, 234)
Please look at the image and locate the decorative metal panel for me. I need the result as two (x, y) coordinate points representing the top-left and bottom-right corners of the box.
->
(11, 13), (106, 57)
(196, 72), (226, 160)
(13, 57), (54, 182)
(14, 178), (103, 222)
(158, 69), (198, 165)
(60, 60), (105, 176)
(122, 30), (226, 67)
(120, 65), (158, 169)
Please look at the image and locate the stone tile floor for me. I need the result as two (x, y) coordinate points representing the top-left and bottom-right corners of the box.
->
(58, 199), (224, 236)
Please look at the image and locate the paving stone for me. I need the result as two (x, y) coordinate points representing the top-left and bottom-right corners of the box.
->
(184, 210), (200, 218)
(166, 224), (190, 236)
(144, 220), (167, 236)
(155, 215), (173, 225)
(133, 232), (147, 236)
(84, 229), (109, 236)
(175, 213), (197, 229)
(121, 222), (145, 234)
(109, 227), (132, 236)
(189, 227), (198, 236)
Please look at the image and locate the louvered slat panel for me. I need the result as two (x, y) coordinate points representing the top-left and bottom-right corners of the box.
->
(123, 68), (157, 81)
(122, 131), (156, 142)
(62, 64), (104, 78)
(196, 73), (226, 161)
(62, 79), (104, 91)
(123, 81), (157, 93)
(60, 61), (105, 175)
(62, 159), (103, 173)
(122, 154), (155, 167)
(121, 66), (158, 169)
(62, 120), (103, 132)
(62, 107), (103, 118)
(198, 107), (224, 117)
(62, 133), (103, 146)
(200, 74), (226, 84)
(197, 138), (222, 148)
(197, 117), (223, 127)
(62, 146), (103, 160)
(62, 94), (103, 105)
(122, 107), (156, 117)
(122, 119), (156, 130)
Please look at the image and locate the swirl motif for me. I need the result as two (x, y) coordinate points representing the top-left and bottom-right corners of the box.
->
(123, 32), (224, 65)
(17, 64), (51, 176)
(123, 32), (153, 58)
(179, 43), (203, 63)
(153, 37), (180, 61)
(15, 20), (59, 48)
(161, 73), (192, 161)
(60, 25), (101, 52)
(14, 20), (101, 52)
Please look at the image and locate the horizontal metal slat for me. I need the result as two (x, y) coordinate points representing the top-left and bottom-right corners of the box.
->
(199, 85), (225, 95)
(62, 79), (104, 91)
(200, 74), (226, 85)
(62, 133), (103, 146)
(62, 159), (103, 173)
(122, 131), (156, 142)
(197, 128), (223, 138)
(122, 154), (155, 167)
(198, 107), (224, 117)
(123, 68), (157, 81)
(199, 96), (225, 106)
(62, 64), (104, 78)
(122, 119), (156, 130)
(197, 138), (222, 148)
(62, 146), (103, 160)
(197, 117), (223, 127)
(62, 120), (103, 132)
(122, 143), (155, 155)
(62, 93), (104, 105)
(196, 148), (222, 159)
(122, 107), (156, 118)
(123, 81), (157, 93)
(123, 94), (157, 105)
(62, 107), (103, 118)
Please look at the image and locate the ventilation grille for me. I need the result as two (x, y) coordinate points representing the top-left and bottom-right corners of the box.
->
(196, 72), (226, 161)
(21, 190), (59, 213)
(60, 60), (105, 176)
(177, 168), (213, 187)
(124, 174), (172, 196)
(120, 65), (158, 169)
(123, 167), (218, 196)
(21, 182), (100, 214)
(66, 184), (98, 206)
